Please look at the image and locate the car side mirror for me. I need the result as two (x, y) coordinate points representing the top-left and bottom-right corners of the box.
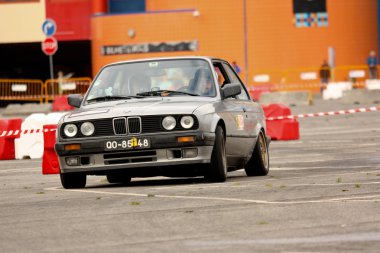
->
(67, 94), (83, 108)
(221, 83), (241, 99)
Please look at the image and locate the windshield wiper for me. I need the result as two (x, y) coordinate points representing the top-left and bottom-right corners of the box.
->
(86, 95), (143, 103)
(137, 90), (199, 97)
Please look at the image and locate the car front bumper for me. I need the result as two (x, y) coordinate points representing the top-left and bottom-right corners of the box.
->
(55, 131), (215, 174)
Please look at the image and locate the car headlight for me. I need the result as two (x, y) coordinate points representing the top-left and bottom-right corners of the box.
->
(162, 116), (176, 130)
(80, 122), (95, 136)
(64, 124), (78, 137)
(180, 116), (194, 129)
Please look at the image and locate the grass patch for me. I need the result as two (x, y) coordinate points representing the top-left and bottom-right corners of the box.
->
(265, 183), (273, 188)
(130, 202), (141, 206)
(336, 177), (342, 183)
(355, 184), (361, 188)
(147, 194), (155, 198)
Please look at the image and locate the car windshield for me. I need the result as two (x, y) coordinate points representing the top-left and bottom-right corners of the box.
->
(86, 59), (217, 102)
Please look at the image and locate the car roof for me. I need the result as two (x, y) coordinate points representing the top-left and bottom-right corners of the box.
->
(104, 56), (226, 68)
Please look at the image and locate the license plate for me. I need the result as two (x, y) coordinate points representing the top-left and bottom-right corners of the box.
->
(105, 137), (151, 151)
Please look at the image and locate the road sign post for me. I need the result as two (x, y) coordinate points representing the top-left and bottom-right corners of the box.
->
(42, 19), (58, 97)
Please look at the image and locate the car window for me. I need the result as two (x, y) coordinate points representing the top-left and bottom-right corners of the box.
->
(86, 59), (216, 101)
(222, 62), (249, 101)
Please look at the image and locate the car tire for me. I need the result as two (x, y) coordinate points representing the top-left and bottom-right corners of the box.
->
(205, 126), (227, 182)
(244, 131), (269, 176)
(106, 173), (132, 184)
(60, 172), (86, 189)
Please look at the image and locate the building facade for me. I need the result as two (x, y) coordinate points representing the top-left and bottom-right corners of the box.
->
(0, 0), (378, 85)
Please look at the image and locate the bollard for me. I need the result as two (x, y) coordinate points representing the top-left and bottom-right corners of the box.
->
(263, 104), (299, 140)
(0, 118), (22, 160)
(42, 124), (60, 174)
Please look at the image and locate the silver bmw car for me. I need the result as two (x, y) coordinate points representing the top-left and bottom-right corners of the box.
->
(55, 56), (270, 189)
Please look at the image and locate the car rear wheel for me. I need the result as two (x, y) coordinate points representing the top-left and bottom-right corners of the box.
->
(205, 126), (227, 182)
(244, 131), (269, 176)
(106, 173), (132, 184)
(60, 172), (86, 189)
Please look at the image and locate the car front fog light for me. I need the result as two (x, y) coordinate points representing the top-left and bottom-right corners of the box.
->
(182, 148), (198, 158)
(65, 156), (80, 166)
(80, 122), (95, 136)
(162, 116), (176, 130)
(180, 116), (194, 129)
(64, 124), (78, 137)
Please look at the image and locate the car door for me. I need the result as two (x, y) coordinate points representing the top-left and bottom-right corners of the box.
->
(213, 61), (251, 165)
(220, 62), (260, 157)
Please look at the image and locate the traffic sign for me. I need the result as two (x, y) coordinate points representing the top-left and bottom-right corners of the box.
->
(41, 37), (58, 56)
(42, 19), (57, 37)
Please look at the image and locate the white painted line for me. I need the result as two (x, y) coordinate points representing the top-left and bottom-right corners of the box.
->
(44, 187), (380, 205)
(0, 168), (40, 173)
(185, 232), (380, 247)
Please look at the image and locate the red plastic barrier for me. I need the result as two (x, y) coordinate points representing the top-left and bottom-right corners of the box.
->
(42, 124), (60, 174)
(52, 95), (74, 112)
(263, 104), (299, 140)
(0, 118), (22, 160)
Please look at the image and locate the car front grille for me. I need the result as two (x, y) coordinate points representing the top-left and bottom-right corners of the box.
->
(61, 115), (198, 139)
(104, 150), (157, 165)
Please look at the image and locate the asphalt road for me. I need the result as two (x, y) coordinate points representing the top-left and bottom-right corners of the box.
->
(1, 99), (380, 253)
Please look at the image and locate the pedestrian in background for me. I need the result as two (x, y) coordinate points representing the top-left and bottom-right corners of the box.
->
(367, 50), (378, 79)
(232, 61), (241, 75)
(319, 60), (331, 92)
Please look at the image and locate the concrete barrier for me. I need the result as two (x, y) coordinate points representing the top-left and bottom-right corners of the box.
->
(323, 82), (353, 100)
(260, 91), (312, 106)
(365, 79), (380, 90)
(2, 103), (52, 116)
(341, 89), (380, 104)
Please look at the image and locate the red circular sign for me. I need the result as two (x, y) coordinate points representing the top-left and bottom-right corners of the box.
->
(41, 37), (58, 56)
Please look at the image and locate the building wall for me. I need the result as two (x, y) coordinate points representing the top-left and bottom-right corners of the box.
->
(91, 0), (378, 84)
(0, 0), (45, 43)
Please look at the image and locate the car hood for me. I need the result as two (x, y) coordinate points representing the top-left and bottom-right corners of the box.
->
(63, 97), (213, 122)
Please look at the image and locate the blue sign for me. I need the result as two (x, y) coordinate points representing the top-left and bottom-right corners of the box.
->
(42, 19), (57, 37)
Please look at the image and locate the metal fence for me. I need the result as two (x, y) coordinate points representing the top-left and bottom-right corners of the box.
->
(44, 77), (92, 102)
(0, 79), (45, 103)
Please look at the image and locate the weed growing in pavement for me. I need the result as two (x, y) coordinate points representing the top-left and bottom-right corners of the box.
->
(265, 183), (273, 188)
(96, 197), (102, 200)
(147, 194), (155, 197)
(342, 189), (349, 192)
(185, 210), (194, 213)
(279, 185), (287, 188)
(355, 184), (361, 188)
(376, 173), (380, 176)
(130, 202), (141, 206)
(257, 221), (268, 225)
(36, 192), (44, 194)
(336, 177), (342, 183)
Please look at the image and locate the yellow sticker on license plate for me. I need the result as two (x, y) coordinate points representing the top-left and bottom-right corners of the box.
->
(105, 137), (150, 150)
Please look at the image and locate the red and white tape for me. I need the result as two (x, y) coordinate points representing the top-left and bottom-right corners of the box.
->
(0, 128), (56, 137)
(266, 106), (380, 121)
(1, 106), (379, 136)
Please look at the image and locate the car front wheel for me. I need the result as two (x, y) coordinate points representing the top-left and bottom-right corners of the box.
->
(205, 126), (227, 182)
(244, 131), (269, 176)
(60, 172), (86, 189)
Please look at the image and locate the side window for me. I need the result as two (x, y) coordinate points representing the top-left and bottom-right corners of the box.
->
(222, 62), (249, 100)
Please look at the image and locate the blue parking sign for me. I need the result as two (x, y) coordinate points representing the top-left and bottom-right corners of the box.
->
(42, 19), (57, 37)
